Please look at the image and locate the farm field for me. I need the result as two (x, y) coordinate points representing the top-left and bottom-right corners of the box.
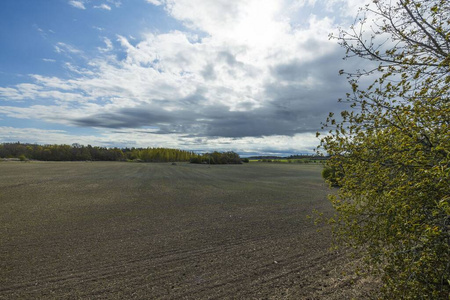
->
(0, 162), (374, 299)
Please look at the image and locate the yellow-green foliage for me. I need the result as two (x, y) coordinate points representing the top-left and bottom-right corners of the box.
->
(136, 148), (198, 162)
(321, 166), (339, 187)
(319, 0), (449, 298)
(190, 151), (242, 164)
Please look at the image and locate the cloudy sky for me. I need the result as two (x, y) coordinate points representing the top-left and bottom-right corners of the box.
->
(0, 0), (367, 156)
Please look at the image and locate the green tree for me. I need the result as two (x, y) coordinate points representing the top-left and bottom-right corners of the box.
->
(319, 0), (449, 298)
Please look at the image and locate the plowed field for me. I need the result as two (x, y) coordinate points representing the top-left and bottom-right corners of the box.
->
(0, 162), (375, 299)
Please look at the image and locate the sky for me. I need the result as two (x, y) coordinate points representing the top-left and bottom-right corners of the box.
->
(0, 0), (368, 156)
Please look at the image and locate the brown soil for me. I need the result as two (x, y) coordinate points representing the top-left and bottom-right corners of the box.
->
(0, 161), (378, 299)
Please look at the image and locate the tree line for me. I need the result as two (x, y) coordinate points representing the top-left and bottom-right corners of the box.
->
(190, 151), (243, 164)
(0, 142), (244, 164)
(0, 142), (198, 162)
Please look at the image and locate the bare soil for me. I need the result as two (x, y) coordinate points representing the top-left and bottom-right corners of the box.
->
(0, 161), (377, 299)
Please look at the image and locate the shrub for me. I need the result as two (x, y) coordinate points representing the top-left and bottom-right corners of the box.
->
(321, 166), (339, 187)
(319, 0), (449, 298)
(190, 157), (202, 164)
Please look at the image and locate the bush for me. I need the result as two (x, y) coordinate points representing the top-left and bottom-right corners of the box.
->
(189, 157), (202, 164)
(321, 166), (339, 187)
(190, 151), (242, 164)
(319, 0), (449, 298)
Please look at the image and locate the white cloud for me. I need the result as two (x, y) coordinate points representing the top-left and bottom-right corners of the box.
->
(42, 58), (56, 63)
(30, 75), (75, 91)
(0, 127), (102, 147)
(146, 0), (162, 6)
(292, 0), (318, 7)
(68, 0), (86, 10)
(7, 1), (342, 111)
(94, 4), (112, 10)
(98, 37), (113, 52)
(107, 0), (121, 7)
(325, 0), (368, 17)
(54, 42), (83, 55)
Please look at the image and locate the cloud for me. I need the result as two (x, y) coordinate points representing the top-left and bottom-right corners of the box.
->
(98, 37), (113, 52)
(42, 58), (56, 63)
(293, 0), (318, 7)
(106, 0), (122, 7)
(146, 0), (162, 5)
(94, 4), (112, 10)
(33, 24), (53, 38)
(54, 42), (83, 54)
(0, 0), (371, 153)
(4, 2), (346, 130)
(164, 0), (287, 48)
(68, 0), (86, 10)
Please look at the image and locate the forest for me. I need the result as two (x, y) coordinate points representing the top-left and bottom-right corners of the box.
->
(0, 142), (242, 164)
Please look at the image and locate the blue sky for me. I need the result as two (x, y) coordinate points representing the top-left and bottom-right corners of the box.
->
(0, 0), (367, 155)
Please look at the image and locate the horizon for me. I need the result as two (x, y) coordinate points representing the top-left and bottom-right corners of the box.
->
(1, 140), (321, 158)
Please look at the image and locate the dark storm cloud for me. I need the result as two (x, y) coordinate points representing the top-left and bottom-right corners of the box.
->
(74, 107), (176, 128)
(201, 64), (216, 80)
(199, 105), (318, 137)
(74, 99), (327, 138)
(271, 51), (348, 86)
(267, 51), (353, 115)
(218, 51), (243, 67)
(73, 49), (353, 139)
